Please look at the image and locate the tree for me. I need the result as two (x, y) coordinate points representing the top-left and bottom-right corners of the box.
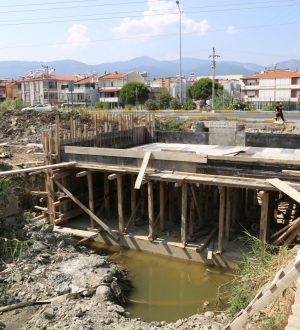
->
(159, 91), (172, 109)
(189, 78), (223, 101)
(120, 82), (149, 106)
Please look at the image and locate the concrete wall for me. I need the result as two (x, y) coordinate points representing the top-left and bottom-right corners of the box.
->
(246, 133), (300, 149)
(154, 131), (208, 144)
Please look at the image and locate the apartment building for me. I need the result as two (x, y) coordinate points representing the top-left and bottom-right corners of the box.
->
(21, 75), (80, 106)
(65, 75), (99, 106)
(242, 70), (300, 109)
(98, 72), (145, 108)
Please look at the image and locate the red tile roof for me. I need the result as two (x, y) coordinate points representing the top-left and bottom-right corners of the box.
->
(21, 75), (82, 82)
(99, 73), (127, 80)
(243, 70), (300, 80)
(75, 76), (98, 84)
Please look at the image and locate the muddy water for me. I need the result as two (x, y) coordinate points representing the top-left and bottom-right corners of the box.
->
(92, 243), (232, 322)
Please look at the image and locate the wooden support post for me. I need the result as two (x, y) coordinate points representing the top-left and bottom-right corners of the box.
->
(117, 175), (125, 234)
(159, 181), (165, 232)
(168, 182), (174, 224)
(218, 187), (226, 253)
(131, 175), (137, 225)
(87, 172), (95, 229)
(191, 184), (202, 228)
(141, 184), (146, 218)
(198, 185), (204, 229)
(104, 174), (110, 217)
(189, 196), (195, 239)
(181, 182), (188, 246)
(225, 187), (232, 241)
(148, 181), (154, 240)
(260, 191), (270, 242)
(54, 180), (119, 240)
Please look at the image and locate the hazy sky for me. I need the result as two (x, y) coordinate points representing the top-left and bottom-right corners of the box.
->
(1, 0), (299, 65)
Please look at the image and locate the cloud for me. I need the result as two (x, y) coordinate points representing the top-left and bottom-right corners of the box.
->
(226, 25), (238, 34)
(64, 24), (91, 49)
(113, 0), (210, 40)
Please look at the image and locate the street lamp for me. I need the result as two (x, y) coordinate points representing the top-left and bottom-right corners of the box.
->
(176, 0), (183, 105)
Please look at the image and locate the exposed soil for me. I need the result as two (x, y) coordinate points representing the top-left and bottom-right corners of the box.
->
(0, 220), (228, 330)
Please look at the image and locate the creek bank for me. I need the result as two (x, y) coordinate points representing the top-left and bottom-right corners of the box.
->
(0, 219), (228, 330)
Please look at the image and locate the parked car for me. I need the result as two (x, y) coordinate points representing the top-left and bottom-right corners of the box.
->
(21, 104), (54, 112)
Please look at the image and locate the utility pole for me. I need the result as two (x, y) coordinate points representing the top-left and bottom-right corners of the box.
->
(176, 0), (183, 105)
(209, 47), (220, 110)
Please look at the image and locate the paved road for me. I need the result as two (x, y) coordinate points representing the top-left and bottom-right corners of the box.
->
(155, 110), (300, 123)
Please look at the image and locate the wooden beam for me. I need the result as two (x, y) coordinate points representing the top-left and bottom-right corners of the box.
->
(104, 174), (110, 217)
(260, 191), (270, 242)
(54, 180), (119, 240)
(131, 175), (137, 226)
(267, 178), (300, 204)
(181, 183), (188, 245)
(225, 187), (232, 241)
(218, 187), (226, 253)
(159, 181), (165, 232)
(0, 162), (77, 177)
(117, 175), (125, 234)
(135, 151), (152, 189)
(63, 146), (208, 164)
(148, 181), (155, 240)
(76, 171), (89, 178)
(87, 172), (95, 229)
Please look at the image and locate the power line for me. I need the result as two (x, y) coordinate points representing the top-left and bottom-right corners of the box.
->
(0, 0), (299, 15)
(1, 19), (300, 51)
(1, 2), (300, 27)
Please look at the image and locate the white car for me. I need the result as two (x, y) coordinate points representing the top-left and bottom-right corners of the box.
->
(21, 104), (54, 112)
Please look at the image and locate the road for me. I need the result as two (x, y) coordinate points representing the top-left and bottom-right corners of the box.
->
(155, 110), (300, 123)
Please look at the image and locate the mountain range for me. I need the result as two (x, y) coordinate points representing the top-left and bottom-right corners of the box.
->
(1, 56), (300, 79)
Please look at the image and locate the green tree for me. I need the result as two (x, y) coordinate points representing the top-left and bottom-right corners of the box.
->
(189, 78), (223, 101)
(120, 82), (149, 106)
(159, 91), (172, 109)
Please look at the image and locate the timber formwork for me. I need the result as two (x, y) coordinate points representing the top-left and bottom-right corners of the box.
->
(37, 113), (300, 266)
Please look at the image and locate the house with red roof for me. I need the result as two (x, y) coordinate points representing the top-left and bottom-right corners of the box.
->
(20, 74), (82, 106)
(242, 69), (300, 110)
(98, 72), (145, 108)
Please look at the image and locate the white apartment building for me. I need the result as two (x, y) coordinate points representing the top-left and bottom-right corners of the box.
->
(21, 75), (80, 106)
(242, 70), (300, 110)
(98, 72), (145, 108)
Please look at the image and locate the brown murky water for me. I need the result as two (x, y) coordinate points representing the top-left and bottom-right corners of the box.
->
(92, 243), (232, 322)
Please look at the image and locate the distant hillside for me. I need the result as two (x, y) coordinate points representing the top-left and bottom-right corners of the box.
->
(0, 56), (289, 79)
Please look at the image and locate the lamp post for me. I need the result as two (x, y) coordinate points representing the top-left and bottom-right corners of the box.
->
(176, 0), (183, 105)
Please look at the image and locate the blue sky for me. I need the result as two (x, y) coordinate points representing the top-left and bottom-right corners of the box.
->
(1, 0), (300, 65)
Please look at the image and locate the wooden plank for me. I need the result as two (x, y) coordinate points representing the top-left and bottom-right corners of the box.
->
(0, 162), (77, 176)
(259, 191), (270, 242)
(131, 175), (137, 226)
(87, 172), (95, 229)
(53, 226), (98, 238)
(104, 174), (110, 217)
(267, 178), (300, 204)
(117, 175), (125, 234)
(159, 181), (165, 232)
(181, 183), (188, 245)
(148, 181), (155, 240)
(135, 151), (152, 189)
(196, 227), (218, 253)
(225, 187), (232, 241)
(54, 180), (119, 240)
(63, 146), (207, 163)
(218, 187), (226, 253)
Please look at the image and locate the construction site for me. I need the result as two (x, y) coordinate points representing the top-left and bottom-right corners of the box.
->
(1, 111), (300, 330)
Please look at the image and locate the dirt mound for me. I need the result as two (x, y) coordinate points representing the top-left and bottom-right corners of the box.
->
(0, 110), (91, 145)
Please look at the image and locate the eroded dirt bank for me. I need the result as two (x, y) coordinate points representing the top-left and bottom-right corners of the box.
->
(0, 220), (228, 330)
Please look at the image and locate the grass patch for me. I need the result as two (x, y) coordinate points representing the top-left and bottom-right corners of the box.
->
(220, 233), (297, 329)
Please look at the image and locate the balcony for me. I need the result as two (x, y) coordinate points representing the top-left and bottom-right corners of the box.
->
(242, 85), (259, 90)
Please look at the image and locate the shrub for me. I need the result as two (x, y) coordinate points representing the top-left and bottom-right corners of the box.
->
(184, 101), (196, 110)
(170, 98), (182, 110)
(94, 101), (109, 109)
(0, 98), (24, 111)
(144, 99), (159, 111)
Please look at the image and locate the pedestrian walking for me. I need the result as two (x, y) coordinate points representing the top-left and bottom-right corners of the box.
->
(275, 101), (286, 122)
